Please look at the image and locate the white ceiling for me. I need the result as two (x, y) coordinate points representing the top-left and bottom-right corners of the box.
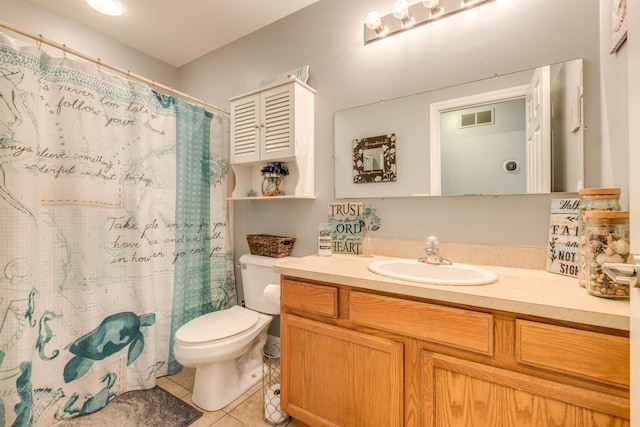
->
(25, 0), (321, 67)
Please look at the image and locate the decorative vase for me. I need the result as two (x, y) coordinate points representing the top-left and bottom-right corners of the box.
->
(261, 174), (283, 196)
(361, 232), (374, 257)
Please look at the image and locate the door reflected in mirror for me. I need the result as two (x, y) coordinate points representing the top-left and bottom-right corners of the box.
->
(439, 99), (525, 196)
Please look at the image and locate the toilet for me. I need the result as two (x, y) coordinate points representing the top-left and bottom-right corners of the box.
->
(173, 253), (293, 411)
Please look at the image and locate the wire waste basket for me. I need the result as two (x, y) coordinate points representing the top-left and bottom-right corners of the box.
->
(263, 342), (289, 425)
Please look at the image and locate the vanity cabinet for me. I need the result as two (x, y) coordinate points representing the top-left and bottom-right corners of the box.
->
(283, 315), (404, 427)
(280, 277), (630, 427)
(229, 78), (315, 199)
(280, 280), (404, 427)
(422, 352), (629, 426)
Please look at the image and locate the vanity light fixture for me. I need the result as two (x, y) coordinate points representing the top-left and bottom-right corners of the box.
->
(364, 0), (494, 44)
(87, 0), (124, 16)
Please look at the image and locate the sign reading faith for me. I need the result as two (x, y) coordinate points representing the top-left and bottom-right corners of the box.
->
(328, 202), (363, 255)
(546, 198), (580, 277)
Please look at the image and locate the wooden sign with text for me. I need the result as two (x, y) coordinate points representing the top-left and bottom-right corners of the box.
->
(328, 202), (363, 255)
(546, 198), (580, 277)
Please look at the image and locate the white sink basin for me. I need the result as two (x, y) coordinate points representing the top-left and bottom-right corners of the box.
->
(368, 259), (498, 286)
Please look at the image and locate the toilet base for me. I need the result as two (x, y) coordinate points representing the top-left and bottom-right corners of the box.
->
(192, 360), (263, 411)
(190, 328), (268, 412)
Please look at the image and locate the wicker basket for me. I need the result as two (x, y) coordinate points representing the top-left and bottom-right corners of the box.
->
(247, 234), (296, 258)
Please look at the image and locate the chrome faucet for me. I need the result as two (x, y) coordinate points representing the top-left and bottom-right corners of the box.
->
(419, 236), (452, 265)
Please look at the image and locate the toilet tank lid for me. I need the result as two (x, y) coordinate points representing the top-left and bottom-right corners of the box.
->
(175, 305), (258, 344)
(239, 254), (297, 267)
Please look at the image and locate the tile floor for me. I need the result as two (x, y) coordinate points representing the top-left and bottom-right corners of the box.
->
(157, 368), (307, 427)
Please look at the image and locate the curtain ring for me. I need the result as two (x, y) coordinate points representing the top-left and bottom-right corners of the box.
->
(37, 34), (43, 50)
(97, 58), (101, 71)
(62, 44), (67, 60)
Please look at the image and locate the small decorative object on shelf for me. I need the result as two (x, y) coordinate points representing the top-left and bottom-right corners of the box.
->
(260, 162), (289, 197)
(359, 204), (382, 257)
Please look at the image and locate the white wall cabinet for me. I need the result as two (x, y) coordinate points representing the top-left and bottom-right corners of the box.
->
(229, 78), (315, 199)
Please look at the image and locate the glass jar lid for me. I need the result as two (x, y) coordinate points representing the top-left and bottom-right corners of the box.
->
(584, 210), (629, 221)
(578, 187), (621, 195)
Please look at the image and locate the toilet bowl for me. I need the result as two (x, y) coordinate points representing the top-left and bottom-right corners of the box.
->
(173, 254), (293, 411)
(174, 305), (272, 410)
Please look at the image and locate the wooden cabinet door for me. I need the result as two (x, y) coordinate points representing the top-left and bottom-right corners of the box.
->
(422, 352), (630, 427)
(281, 314), (404, 427)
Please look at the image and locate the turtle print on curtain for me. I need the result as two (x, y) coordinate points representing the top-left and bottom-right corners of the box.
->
(0, 31), (235, 426)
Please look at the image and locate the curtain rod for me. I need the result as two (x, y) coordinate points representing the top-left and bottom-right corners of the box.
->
(0, 20), (229, 115)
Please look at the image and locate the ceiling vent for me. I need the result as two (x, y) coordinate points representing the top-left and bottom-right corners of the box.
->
(459, 108), (494, 128)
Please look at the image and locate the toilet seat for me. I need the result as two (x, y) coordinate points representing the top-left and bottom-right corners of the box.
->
(175, 305), (259, 345)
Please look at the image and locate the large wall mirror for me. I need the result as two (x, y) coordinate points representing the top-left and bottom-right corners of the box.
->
(334, 58), (584, 198)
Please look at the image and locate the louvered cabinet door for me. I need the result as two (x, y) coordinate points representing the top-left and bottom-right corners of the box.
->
(260, 84), (296, 161)
(230, 93), (260, 164)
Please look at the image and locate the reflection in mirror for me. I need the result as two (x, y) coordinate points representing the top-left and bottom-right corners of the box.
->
(431, 59), (583, 195)
(352, 134), (397, 183)
(334, 58), (584, 199)
(439, 99), (525, 195)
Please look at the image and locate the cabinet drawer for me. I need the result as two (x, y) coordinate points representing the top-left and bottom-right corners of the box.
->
(281, 279), (338, 318)
(349, 292), (493, 355)
(516, 320), (629, 388)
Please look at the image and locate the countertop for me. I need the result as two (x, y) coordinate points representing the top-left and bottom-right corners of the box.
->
(273, 254), (630, 331)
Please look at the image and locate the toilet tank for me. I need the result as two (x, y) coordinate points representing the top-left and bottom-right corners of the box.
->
(239, 254), (295, 315)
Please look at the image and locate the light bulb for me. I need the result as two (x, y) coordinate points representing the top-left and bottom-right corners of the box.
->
(423, 0), (444, 18)
(393, 0), (415, 27)
(87, 0), (124, 16)
(392, 0), (410, 20)
(366, 11), (384, 32)
(422, 0), (440, 9)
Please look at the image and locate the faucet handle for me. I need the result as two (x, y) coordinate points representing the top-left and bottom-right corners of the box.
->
(426, 235), (440, 246)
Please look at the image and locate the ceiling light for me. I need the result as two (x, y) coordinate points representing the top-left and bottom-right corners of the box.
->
(87, 0), (124, 16)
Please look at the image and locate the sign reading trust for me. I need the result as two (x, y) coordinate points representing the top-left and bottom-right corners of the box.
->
(328, 202), (363, 255)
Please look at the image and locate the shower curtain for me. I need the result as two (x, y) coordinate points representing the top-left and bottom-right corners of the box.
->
(0, 32), (235, 426)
